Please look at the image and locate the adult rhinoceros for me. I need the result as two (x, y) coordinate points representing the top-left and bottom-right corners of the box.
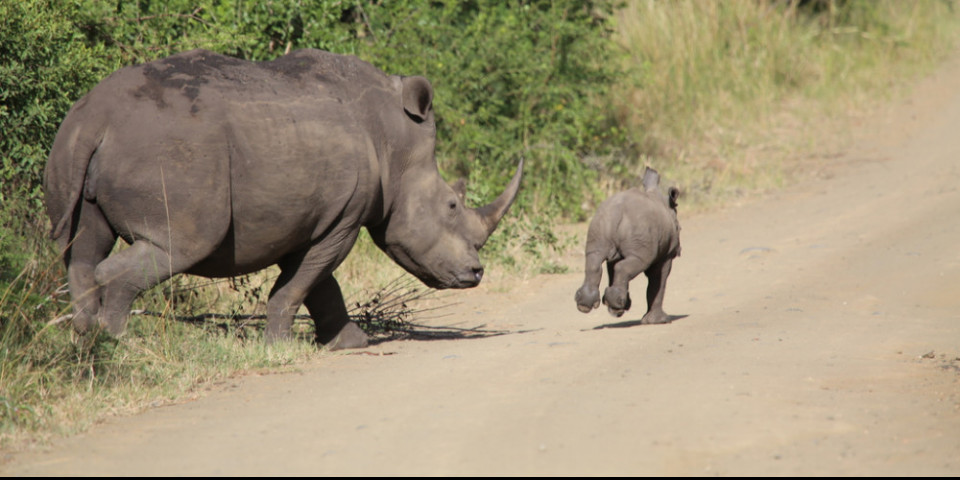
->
(44, 48), (522, 350)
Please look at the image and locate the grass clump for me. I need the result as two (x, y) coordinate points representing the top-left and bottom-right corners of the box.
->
(0, 208), (442, 451)
(608, 0), (960, 210)
(0, 200), (317, 450)
(1, 285), (318, 450)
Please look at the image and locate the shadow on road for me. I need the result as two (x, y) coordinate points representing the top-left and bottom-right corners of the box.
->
(588, 314), (688, 330)
(368, 323), (540, 345)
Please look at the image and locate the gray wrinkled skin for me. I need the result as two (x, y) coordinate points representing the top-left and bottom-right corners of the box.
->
(575, 167), (680, 324)
(44, 49), (522, 349)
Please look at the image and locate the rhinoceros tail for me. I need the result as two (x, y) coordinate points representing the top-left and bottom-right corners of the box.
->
(47, 120), (104, 241)
(50, 197), (77, 241)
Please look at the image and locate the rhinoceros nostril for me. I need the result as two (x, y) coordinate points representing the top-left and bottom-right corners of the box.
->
(473, 267), (484, 283)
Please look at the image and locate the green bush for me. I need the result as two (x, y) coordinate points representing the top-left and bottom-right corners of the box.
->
(73, 0), (354, 64)
(0, 0), (109, 208)
(2, 0), (621, 222)
(349, 0), (623, 220)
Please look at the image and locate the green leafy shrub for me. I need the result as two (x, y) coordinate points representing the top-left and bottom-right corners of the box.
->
(73, 0), (354, 64)
(0, 0), (109, 207)
(350, 0), (623, 221)
(2, 0), (622, 220)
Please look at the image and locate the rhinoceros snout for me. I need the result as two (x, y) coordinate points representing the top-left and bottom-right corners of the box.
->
(449, 266), (483, 288)
(460, 266), (483, 287)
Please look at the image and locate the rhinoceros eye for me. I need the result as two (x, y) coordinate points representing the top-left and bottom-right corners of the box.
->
(448, 200), (457, 211)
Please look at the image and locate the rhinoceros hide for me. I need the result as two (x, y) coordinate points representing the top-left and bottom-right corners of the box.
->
(44, 49), (522, 349)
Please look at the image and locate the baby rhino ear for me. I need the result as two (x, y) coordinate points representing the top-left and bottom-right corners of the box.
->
(668, 186), (680, 209)
(642, 166), (660, 192)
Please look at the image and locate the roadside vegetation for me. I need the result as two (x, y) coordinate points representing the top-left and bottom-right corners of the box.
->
(2, 0), (959, 451)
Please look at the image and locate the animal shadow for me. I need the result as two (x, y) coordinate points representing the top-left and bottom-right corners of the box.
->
(589, 314), (688, 331)
(365, 323), (536, 346)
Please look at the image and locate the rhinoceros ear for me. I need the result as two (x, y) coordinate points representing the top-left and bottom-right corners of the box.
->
(642, 166), (660, 192)
(402, 76), (433, 122)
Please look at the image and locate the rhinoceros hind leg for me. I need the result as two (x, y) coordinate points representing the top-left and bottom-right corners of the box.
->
(640, 258), (673, 324)
(62, 200), (117, 334)
(640, 310), (670, 324)
(93, 240), (190, 335)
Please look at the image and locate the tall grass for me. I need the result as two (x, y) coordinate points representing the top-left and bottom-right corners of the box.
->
(0, 207), (320, 449)
(610, 0), (960, 209)
(0, 205), (440, 451)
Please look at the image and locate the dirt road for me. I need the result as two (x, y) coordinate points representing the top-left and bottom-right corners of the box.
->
(4, 57), (960, 475)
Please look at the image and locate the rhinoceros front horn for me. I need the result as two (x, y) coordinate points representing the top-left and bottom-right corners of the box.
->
(475, 158), (524, 240)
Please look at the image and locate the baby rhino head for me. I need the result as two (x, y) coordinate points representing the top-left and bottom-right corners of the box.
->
(642, 166), (680, 216)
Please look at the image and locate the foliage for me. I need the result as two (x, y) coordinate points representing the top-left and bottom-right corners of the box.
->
(2, 0), (620, 221)
(0, 217), (319, 448)
(0, 0), (109, 208)
(73, 0), (355, 64)
(348, 0), (623, 220)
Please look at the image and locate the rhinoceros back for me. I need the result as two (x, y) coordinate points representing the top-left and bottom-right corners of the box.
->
(45, 49), (391, 272)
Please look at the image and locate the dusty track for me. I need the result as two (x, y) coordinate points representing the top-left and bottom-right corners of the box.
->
(4, 56), (960, 475)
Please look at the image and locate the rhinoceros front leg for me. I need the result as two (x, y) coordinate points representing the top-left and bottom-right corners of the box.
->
(264, 228), (365, 347)
(303, 275), (369, 350)
(575, 251), (606, 313)
(264, 251), (320, 343)
(640, 257), (673, 325)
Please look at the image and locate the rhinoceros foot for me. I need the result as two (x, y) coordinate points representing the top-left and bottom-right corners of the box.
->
(640, 310), (671, 325)
(602, 286), (632, 317)
(322, 321), (370, 351)
(575, 286), (601, 313)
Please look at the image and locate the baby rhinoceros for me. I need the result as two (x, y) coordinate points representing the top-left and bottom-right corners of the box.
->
(575, 167), (681, 323)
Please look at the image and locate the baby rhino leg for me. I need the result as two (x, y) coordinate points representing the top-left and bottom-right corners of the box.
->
(575, 252), (606, 313)
(640, 258), (673, 324)
(603, 257), (646, 317)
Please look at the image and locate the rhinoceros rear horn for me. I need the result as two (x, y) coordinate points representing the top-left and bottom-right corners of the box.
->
(475, 159), (524, 240)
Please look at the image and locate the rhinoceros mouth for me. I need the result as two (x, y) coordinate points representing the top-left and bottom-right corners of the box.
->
(384, 248), (483, 290)
(418, 267), (483, 289)
(455, 267), (483, 287)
